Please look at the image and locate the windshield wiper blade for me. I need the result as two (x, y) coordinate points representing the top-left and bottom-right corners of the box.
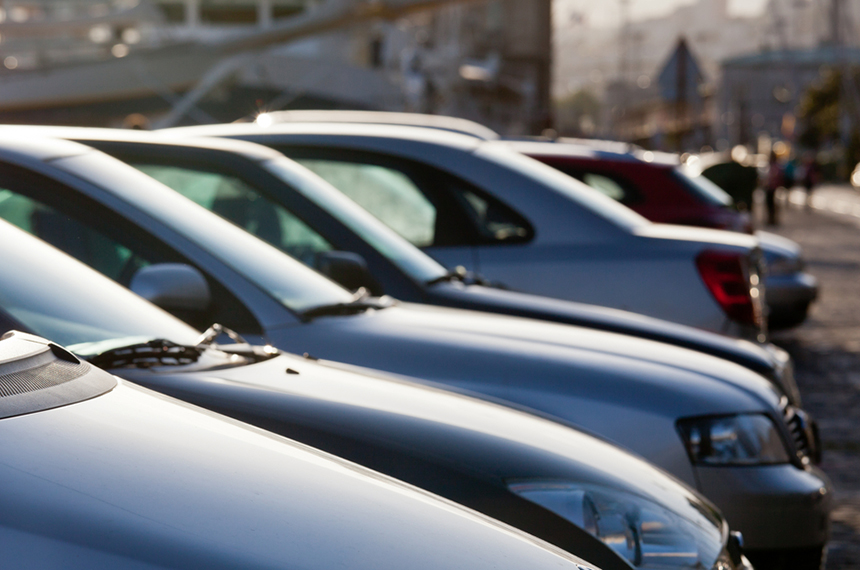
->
(196, 323), (249, 347)
(426, 266), (500, 288)
(301, 289), (394, 320)
(88, 325), (281, 369)
(88, 339), (203, 369)
(196, 323), (281, 359)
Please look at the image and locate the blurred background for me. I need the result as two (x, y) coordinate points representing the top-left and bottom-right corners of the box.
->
(0, 0), (857, 179)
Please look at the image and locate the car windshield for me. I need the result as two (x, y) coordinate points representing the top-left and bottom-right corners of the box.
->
(262, 158), (449, 284)
(55, 152), (355, 314)
(0, 222), (200, 355)
(481, 143), (650, 231)
(674, 167), (734, 207)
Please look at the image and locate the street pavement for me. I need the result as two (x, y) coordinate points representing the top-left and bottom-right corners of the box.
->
(765, 185), (860, 569)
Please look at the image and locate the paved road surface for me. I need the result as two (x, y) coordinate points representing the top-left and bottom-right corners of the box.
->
(765, 185), (860, 569)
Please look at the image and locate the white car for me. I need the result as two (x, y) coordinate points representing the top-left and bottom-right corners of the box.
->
(164, 121), (767, 339)
(0, 330), (604, 570)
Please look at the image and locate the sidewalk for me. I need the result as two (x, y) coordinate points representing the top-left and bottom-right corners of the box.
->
(763, 187), (860, 569)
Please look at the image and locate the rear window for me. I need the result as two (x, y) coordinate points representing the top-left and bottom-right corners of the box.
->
(479, 143), (649, 231)
(674, 167), (733, 207)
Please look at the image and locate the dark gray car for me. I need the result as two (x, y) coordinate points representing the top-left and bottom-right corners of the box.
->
(0, 219), (744, 570)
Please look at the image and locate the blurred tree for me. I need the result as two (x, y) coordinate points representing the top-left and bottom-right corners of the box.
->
(798, 68), (860, 179)
(554, 89), (601, 137)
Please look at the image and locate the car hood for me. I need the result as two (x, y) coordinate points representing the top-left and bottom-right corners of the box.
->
(273, 303), (782, 417)
(0, 335), (593, 570)
(117, 349), (726, 546)
(634, 223), (759, 250)
(429, 280), (778, 376)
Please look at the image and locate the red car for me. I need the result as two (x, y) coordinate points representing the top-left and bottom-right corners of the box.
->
(511, 141), (753, 233)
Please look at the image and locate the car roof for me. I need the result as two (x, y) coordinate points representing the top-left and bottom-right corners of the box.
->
(0, 134), (94, 164)
(0, 125), (286, 162)
(161, 121), (488, 152)
(505, 139), (681, 167)
(249, 109), (502, 140)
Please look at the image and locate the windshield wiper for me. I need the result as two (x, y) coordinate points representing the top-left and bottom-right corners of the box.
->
(301, 288), (394, 320)
(426, 266), (500, 288)
(88, 339), (203, 369)
(88, 325), (280, 369)
(195, 323), (281, 359)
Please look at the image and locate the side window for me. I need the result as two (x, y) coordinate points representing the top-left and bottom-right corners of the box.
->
(297, 159), (437, 247)
(582, 173), (628, 202)
(134, 164), (333, 265)
(0, 169), (261, 334)
(289, 151), (532, 248)
(452, 187), (531, 243)
(0, 189), (146, 283)
(547, 163), (642, 207)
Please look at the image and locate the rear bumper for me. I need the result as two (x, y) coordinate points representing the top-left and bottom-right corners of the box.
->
(765, 272), (818, 329)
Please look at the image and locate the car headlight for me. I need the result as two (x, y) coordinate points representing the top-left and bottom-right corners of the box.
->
(677, 414), (790, 465)
(508, 482), (723, 569)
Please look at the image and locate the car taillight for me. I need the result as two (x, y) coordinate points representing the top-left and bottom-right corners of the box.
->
(696, 250), (763, 328)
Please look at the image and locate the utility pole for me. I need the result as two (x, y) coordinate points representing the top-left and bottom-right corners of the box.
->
(618, 0), (631, 84)
(616, 0), (631, 140)
(830, 0), (842, 45)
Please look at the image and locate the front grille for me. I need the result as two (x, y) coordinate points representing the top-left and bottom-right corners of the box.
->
(782, 403), (813, 460)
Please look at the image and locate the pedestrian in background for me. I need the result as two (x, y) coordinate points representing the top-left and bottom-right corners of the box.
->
(802, 152), (820, 209)
(764, 150), (782, 226)
(783, 155), (797, 190)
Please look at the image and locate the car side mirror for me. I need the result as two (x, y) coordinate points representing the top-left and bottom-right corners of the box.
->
(130, 263), (211, 312)
(315, 251), (380, 294)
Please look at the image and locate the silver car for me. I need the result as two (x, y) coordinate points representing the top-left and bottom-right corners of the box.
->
(164, 121), (767, 339)
(231, 111), (818, 331)
(0, 135), (830, 569)
(0, 331), (603, 570)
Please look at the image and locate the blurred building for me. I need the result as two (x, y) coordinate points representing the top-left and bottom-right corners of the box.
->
(554, 0), (761, 102)
(719, 47), (860, 149)
(369, 0), (552, 134)
(717, 0), (860, 150)
(553, 0), (860, 149)
(0, 0), (551, 134)
(603, 38), (713, 151)
(256, 0), (552, 134)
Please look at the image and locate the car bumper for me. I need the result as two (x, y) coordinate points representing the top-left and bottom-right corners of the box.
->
(695, 464), (831, 551)
(765, 271), (819, 329)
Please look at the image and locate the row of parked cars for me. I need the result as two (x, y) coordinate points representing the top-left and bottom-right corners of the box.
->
(0, 112), (828, 570)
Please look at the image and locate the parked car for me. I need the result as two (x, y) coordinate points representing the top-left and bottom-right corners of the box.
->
(222, 112), (816, 331)
(0, 219), (751, 570)
(0, 329), (610, 570)
(513, 141), (818, 329)
(0, 135), (830, 568)
(33, 127), (800, 402)
(162, 121), (767, 339)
